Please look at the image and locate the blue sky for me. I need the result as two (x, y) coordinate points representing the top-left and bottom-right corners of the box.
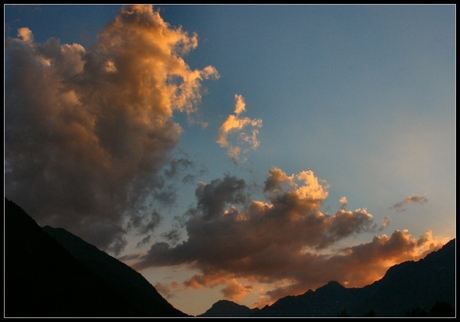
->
(4, 4), (455, 316)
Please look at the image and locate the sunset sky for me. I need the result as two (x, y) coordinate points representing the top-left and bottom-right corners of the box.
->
(4, 4), (455, 316)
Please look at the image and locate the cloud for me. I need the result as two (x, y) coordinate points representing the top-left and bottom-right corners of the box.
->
(161, 229), (182, 245)
(130, 168), (374, 271)
(378, 216), (391, 231)
(128, 210), (162, 235)
(17, 27), (34, 43)
(125, 167), (446, 306)
(339, 196), (348, 209)
(234, 94), (247, 115)
(128, 168), (446, 306)
(194, 175), (248, 220)
(217, 94), (262, 164)
(136, 235), (151, 248)
(5, 5), (218, 255)
(390, 194), (428, 212)
(221, 279), (253, 300)
(262, 229), (443, 303)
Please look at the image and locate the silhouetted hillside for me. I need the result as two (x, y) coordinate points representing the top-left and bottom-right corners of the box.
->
(255, 239), (455, 317)
(201, 238), (455, 317)
(352, 238), (455, 317)
(405, 301), (455, 317)
(6, 196), (455, 317)
(5, 198), (138, 317)
(254, 280), (362, 317)
(198, 300), (260, 317)
(4, 198), (188, 317)
(42, 226), (188, 317)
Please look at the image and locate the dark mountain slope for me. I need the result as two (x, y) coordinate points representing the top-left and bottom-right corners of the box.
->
(254, 238), (455, 317)
(42, 225), (188, 317)
(4, 198), (189, 317)
(5, 198), (139, 317)
(255, 281), (362, 317)
(353, 238), (455, 316)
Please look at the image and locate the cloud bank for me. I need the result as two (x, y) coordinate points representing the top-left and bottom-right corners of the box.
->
(5, 5), (218, 254)
(128, 167), (442, 306)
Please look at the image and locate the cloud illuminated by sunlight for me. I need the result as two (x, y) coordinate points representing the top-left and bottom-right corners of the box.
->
(339, 197), (348, 209)
(221, 279), (253, 300)
(126, 167), (447, 305)
(5, 5), (218, 254)
(217, 94), (262, 164)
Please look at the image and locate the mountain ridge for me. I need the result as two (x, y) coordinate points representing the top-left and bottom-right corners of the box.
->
(4, 198), (189, 317)
(199, 238), (455, 317)
(5, 197), (455, 317)
(5, 198), (138, 317)
(198, 299), (261, 317)
(42, 225), (188, 317)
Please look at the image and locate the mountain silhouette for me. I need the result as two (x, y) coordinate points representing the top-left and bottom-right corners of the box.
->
(4, 198), (188, 317)
(198, 300), (260, 317)
(350, 238), (456, 317)
(200, 239), (455, 317)
(6, 197), (455, 317)
(42, 225), (188, 317)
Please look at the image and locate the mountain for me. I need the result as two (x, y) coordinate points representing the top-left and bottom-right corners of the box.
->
(4, 198), (188, 317)
(254, 280), (363, 317)
(201, 238), (455, 317)
(6, 196), (454, 317)
(351, 238), (456, 317)
(198, 300), (260, 317)
(42, 225), (188, 317)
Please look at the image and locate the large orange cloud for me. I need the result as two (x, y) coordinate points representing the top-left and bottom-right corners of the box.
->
(5, 5), (218, 254)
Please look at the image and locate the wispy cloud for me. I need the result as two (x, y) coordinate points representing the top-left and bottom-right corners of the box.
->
(390, 194), (428, 212)
(5, 5), (218, 254)
(217, 94), (262, 164)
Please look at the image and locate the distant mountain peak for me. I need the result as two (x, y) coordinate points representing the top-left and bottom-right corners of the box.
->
(212, 300), (245, 308)
(316, 280), (345, 292)
(198, 299), (258, 317)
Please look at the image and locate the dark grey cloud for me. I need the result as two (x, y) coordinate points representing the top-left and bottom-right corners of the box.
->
(195, 175), (248, 220)
(127, 210), (162, 235)
(136, 235), (151, 248)
(390, 194), (428, 212)
(161, 229), (182, 245)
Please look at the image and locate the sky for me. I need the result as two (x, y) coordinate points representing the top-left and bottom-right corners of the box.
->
(4, 4), (456, 316)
